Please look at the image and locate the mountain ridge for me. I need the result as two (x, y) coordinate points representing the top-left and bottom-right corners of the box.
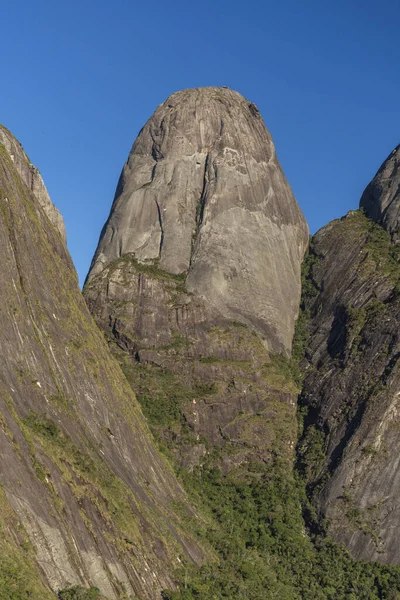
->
(2, 89), (400, 599)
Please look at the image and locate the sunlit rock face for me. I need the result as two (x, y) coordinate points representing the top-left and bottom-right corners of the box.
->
(360, 144), (400, 241)
(0, 124), (66, 241)
(0, 131), (204, 599)
(87, 87), (308, 354)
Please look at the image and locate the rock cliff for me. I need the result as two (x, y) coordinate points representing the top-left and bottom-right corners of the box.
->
(83, 88), (317, 597)
(0, 124), (66, 241)
(0, 131), (204, 599)
(84, 87), (308, 474)
(87, 87), (308, 354)
(360, 145), (400, 241)
(299, 147), (400, 564)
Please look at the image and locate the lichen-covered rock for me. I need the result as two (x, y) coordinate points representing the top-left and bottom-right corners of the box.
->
(87, 87), (308, 353)
(360, 144), (400, 241)
(0, 124), (66, 241)
(300, 209), (400, 564)
(0, 135), (204, 599)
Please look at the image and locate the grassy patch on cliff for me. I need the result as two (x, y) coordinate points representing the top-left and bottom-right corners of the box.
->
(86, 254), (187, 290)
(330, 209), (400, 285)
(119, 356), (208, 437)
(21, 412), (143, 546)
(57, 586), (101, 600)
(0, 486), (54, 600)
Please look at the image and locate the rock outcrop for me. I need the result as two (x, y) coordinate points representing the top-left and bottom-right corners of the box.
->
(0, 124), (66, 241)
(300, 168), (400, 563)
(87, 87), (308, 354)
(0, 132), (204, 599)
(83, 86), (312, 598)
(84, 87), (308, 476)
(360, 144), (400, 241)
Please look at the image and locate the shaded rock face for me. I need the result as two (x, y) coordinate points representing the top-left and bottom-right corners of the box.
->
(360, 145), (400, 241)
(87, 87), (308, 354)
(300, 209), (400, 564)
(0, 137), (204, 599)
(0, 124), (66, 241)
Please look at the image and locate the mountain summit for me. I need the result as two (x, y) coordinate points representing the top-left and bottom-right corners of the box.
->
(87, 87), (308, 353)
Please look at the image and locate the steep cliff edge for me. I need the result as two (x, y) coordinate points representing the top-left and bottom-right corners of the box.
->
(87, 87), (308, 354)
(0, 132), (205, 600)
(360, 145), (400, 241)
(299, 150), (400, 564)
(0, 124), (66, 241)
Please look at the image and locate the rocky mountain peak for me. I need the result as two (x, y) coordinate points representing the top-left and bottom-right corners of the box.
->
(360, 144), (400, 240)
(87, 86), (308, 353)
(0, 124), (66, 241)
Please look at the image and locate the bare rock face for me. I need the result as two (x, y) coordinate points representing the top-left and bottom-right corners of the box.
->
(0, 124), (66, 242)
(84, 87), (307, 491)
(87, 87), (308, 353)
(300, 209), (400, 564)
(360, 145), (400, 241)
(0, 135), (204, 599)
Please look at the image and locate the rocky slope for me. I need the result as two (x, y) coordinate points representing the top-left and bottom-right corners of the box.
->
(299, 147), (400, 564)
(0, 128), (205, 600)
(6, 88), (400, 598)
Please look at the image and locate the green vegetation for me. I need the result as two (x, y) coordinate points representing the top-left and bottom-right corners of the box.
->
(297, 424), (327, 481)
(359, 212), (400, 284)
(22, 412), (143, 543)
(288, 247), (320, 385)
(121, 360), (194, 431)
(162, 457), (400, 599)
(122, 232), (400, 599)
(93, 254), (187, 288)
(345, 305), (367, 355)
(326, 210), (400, 285)
(114, 315), (400, 599)
(57, 586), (100, 600)
(0, 486), (54, 600)
(0, 553), (52, 600)
(340, 490), (383, 548)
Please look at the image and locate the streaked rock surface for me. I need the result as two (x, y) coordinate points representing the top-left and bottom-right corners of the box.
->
(300, 207), (400, 564)
(87, 87), (308, 353)
(0, 131), (204, 599)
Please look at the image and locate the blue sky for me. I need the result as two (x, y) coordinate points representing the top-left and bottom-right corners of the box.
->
(2, 0), (399, 285)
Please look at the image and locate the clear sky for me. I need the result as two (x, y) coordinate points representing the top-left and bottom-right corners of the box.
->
(2, 0), (399, 285)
